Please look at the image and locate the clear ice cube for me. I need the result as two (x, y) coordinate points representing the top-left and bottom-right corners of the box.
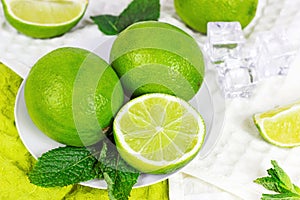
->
(206, 22), (246, 63)
(204, 23), (296, 99)
(217, 58), (257, 98)
(216, 58), (245, 75)
(255, 30), (296, 79)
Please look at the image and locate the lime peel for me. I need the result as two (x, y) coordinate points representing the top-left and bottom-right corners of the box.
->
(174, 0), (258, 33)
(24, 47), (124, 147)
(110, 21), (205, 101)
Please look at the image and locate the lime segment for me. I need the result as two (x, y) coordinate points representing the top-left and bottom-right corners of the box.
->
(113, 93), (206, 174)
(254, 102), (300, 148)
(1, 0), (88, 38)
(9, 0), (83, 24)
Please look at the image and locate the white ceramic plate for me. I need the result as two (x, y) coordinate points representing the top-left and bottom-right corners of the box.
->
(14, 37), (224, 189)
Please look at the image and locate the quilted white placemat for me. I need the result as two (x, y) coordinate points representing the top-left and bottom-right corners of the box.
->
(169, 0), (300, 199)
(1, 0), (300, 199)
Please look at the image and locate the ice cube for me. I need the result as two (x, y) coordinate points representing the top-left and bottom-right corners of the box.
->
(217, 58), (257, 98)
(206, 22), (246, 63)
(216, 58), (246, 76)
(207, 22), (245, 45)
(255, 30), (296, 79)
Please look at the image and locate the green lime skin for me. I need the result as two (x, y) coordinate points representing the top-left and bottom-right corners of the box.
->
(110, 21), (205, 101)
(174, 0), (258, 34)
(25, 47), (124, 146)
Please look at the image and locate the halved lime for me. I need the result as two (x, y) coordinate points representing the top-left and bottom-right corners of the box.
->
(254, 102), (300, 148)
(113, 93), (206, 174)
(1, 0), (88, 38)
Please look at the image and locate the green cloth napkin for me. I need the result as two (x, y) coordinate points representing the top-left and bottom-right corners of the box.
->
(0, 63), (169, 200)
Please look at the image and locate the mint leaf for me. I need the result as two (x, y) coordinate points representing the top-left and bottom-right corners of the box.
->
(96, 141), (140, 200)
(254, 177), (290, 193)
(91, 15), (119, 35)
(91, 0), (160, 35)
(261, 192), (300, 200)
(28, 139), (140, 200)
(29, 146), (98, 187)
(269, 160), (294, 191)
(116, 0), (160, 32)
(254, 160), (300, 200)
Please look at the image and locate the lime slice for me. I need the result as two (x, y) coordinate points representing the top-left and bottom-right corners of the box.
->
(113, 93), (206, 174)
(1, 0), (88, 38)
(254, 102), (300, 148)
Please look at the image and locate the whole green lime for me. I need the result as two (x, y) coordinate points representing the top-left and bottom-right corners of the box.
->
(25, 47), (124, 146)
(174, 0), (258, 34)
(110, 21), (205, 101)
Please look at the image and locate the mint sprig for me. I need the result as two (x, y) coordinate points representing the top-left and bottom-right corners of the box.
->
(91, 0), (160, 35)
(28, 146), (98, 187)
(254, 160), (300, 200)
(97, 142), (140, 200)
(28, 140), (140, 200)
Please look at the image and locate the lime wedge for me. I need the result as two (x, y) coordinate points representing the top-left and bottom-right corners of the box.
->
(254, 102), (300, 148)
(1, 0), (88, 38)
(113, 93), (206, 174)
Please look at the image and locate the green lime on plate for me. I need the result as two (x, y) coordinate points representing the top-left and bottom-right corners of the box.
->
(13, 37), (222, 189)
(24, 47), (124, 147)
(1, 0), (88, 38)
(110, 21), (205, 101)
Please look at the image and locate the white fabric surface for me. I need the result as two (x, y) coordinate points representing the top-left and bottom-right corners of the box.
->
(1, 0), (300, 199)
(169, 0), (300, 199)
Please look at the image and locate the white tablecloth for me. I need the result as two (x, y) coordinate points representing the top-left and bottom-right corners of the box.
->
(1, 0), (300, 199)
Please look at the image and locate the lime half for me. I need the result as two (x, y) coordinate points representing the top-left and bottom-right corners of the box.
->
(1, 0), (88, 38)
(113, 93), (206, 174)
(254, 102), (300, 148)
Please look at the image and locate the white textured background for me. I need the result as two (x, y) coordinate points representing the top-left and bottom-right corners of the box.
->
(1, 0), (300, 199)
